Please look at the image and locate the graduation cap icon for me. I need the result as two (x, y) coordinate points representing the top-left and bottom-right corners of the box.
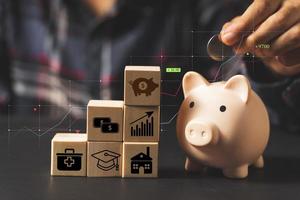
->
(91, 150), (121, 171)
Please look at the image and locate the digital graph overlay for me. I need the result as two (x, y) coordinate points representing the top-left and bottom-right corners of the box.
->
(7, 27), (261, 143)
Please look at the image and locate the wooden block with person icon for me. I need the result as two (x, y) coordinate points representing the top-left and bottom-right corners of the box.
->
(124, 66), (161, 106)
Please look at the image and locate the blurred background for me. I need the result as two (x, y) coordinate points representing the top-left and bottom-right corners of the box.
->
(0, 0), (299, 134)
(1, 1), (300, 199)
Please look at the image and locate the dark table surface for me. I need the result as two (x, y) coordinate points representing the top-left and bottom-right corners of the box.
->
(1, 111), (300, 200)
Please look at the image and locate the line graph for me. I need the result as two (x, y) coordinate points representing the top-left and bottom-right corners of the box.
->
(213, 34), (251, 81)
(161, 83), (182, 97)
(160, 112), (178, 125)
(6, 29), (254, 146)
(7, 106), (86, 138)
(22, 108), (72, 137)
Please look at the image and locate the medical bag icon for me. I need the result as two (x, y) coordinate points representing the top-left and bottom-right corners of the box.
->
(57, 148), (82, 171)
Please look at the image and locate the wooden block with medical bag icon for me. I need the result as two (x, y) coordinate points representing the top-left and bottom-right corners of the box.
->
(87, 142), (122, 177)
(87, 100), (123, 142)
(124, 66), (160, 106)
(122, 142), (158, 178)
(123, 105), (160, 142)
(51, 133), (87, 176)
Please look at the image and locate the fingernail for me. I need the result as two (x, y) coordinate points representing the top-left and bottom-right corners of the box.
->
(221, 24), (237, 34)
(221, 32), (236, 44)
(222, 22), (231, 31)
(221, 24), (238, 43)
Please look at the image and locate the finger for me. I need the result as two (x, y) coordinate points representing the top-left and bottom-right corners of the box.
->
(278, 48), (300, 66)
(266, 23), (300, 58)
(221, 16), (241, 30)
(252, 48), (266, 58)
(238, 5), (300, 55)
(262, 56), (300, 76)
(221, 0), (281, 46)
(222, 22), (232, 30)
(233, 23), (263, 56)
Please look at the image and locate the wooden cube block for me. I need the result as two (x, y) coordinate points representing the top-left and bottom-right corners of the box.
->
(122, 142), (158, 178)
(124, 66), (160, 106)
(87, 100), (123, 142)
(87, 142), (122, 177)
(51, 133), (87, 176)
(123, 105), (160, 142)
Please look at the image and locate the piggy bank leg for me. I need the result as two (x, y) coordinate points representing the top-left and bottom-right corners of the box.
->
(253, 155), (264, 168)
(185, 157), (204, 172)
(223, 165), (248, 179)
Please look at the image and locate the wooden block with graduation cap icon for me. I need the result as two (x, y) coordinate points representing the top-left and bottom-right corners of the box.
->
(51, 133), (87, 176)
(122, 142), (158, 178)
(124, 66), (160, 106)
(87, 100), (123, 142)
(87, 142), (122, 177)
(123, 105), (160, 142)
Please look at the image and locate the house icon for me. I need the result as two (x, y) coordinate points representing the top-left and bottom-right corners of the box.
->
(131, 147), (152, 174)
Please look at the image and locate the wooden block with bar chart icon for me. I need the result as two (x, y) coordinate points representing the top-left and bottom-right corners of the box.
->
(123, 105), (160, 142)
(87, 142), (122, 177)
(124, 66), (160, 106)
(51, 133), (87, 176)
(122, 142), (158, 178)
(87, 100), (123, 142)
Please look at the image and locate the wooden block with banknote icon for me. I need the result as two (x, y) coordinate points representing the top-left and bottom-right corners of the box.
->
(124, 66), (161, 106)
(87, 100), (124, 142)
(123, 105), (160, 142)
(122, 142), (158, 178)
(87, 142), (123, 177)
(51, 133), (87, 176)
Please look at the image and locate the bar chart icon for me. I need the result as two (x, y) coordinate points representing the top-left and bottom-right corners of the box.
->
(130, 111), (154, 137)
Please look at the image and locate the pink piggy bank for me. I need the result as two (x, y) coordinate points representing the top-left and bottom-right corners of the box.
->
(176, 72), (270, 179)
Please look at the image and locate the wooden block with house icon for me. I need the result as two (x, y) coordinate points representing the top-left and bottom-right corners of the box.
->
(51, 133), (87, 176)
(122, 142), (158, 178)
(87, 142), (123, 177)
(123, 105), (160, 142)
(124, 66), (161, 106)
(87, 100), (124, 142)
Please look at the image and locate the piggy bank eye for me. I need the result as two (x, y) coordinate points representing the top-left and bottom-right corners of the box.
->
(189, 101), (195, 108)
(220, 105), (226, 112)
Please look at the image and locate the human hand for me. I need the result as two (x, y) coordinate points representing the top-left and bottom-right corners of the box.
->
(220, 0), (300, 76)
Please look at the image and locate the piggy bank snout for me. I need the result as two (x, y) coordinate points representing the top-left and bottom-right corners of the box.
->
(185, 120), (219, 147)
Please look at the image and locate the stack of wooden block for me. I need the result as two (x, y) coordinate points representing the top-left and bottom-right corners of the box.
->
(51, 66), (160, 178)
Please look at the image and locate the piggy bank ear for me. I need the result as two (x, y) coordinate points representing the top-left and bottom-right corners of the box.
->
(183, 71), (209, 98)
(224, 75), (251, 103)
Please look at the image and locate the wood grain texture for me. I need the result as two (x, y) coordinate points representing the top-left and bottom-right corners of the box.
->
(87, 100), (124, 142)
(51, 133), (87, 176)
(122, 142), (158, 178)
(124, 66), (160, 106)
(87, 142), (123, 177)
(123, 105), (160, 142)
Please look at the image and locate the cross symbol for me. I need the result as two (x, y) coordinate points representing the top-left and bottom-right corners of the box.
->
(64, 156), (75, 168)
